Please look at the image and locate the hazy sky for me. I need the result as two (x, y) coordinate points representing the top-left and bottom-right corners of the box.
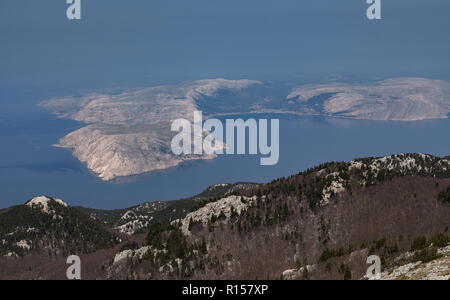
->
(1, 0), (450, 89)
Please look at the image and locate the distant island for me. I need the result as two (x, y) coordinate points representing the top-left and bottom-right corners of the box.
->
(40, 77), (450, 181)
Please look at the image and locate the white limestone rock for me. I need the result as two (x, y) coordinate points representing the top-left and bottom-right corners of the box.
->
(41, 79), (260, 181)
(26, 196), (68, 214)
(288, 78), (450, 121)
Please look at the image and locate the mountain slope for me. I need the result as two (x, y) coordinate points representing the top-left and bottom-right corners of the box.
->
(0, 196), (120, 257)
(108, 153), (450, 280)
(2, 154), (450, 280)
(79, 182), (259, 235)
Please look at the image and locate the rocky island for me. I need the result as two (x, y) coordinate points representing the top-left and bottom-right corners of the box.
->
(41, 77), (450, 181)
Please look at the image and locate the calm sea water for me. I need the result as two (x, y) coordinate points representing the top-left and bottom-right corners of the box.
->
(1, 99), (450, 209)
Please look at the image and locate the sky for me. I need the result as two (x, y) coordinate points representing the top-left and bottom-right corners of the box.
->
(0, 0), (450, 94)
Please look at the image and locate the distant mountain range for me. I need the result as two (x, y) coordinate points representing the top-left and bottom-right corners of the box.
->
(1, 153), (450, 280)
(40, 77), (450, 181)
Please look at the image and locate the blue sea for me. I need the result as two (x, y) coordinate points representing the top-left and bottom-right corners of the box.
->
(1, 87), (450, 209)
